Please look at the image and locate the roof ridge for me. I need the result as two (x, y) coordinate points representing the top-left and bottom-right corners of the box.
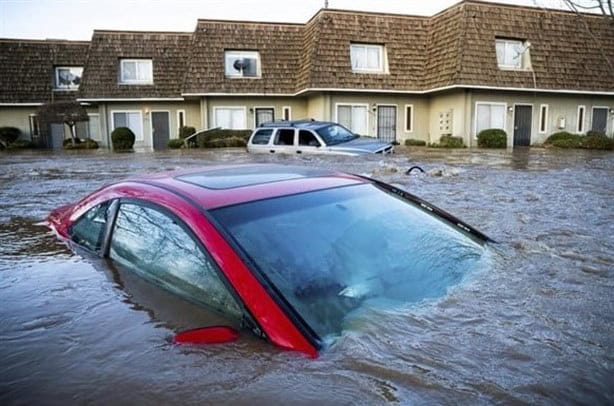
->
(0, 37), (90, 44)
(93, 29), (192, 35)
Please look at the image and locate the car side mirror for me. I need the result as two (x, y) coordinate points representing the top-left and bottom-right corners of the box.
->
(173, 325), (239, 345)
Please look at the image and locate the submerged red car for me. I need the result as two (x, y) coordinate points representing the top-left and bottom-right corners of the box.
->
(47, 164), (492, 357)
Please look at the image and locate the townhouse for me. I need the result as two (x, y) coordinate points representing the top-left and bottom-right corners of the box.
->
(1, 0), (613, 150)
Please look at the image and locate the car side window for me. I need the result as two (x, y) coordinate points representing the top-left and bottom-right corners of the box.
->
(109, 202), (242, 321)
(274, 129), (295, 145)
(251, 129), (273, 145)
(70, 201), (110, 252)
(298, 130), (321, 147)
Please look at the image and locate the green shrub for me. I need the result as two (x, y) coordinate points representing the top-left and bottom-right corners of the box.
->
(431, 135), (465, 148)
(582, 132), (614, 150)
(64, 139), (98, 150)
(63, 137), (82, 146)
(0, 127), (22, 144)
(404, 139), (427, 146)
(111, 127), (136, 151)
(168, 138), (185, 149)
(477, 128), (507, 148)
(179, 126), (196, 139)
(6, 139), (33, 149)
(196, 129), (251, 148)
(544, 131), (582, 147)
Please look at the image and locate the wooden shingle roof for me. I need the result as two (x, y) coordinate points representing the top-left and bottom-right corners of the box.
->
(183, 21), (303, 95)
(79, 30), (192, 99)
(0, 39), (89, 104)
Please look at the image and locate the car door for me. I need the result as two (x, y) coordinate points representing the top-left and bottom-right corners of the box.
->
(296, 129), (323, 155)
(271, 128), (297, 154)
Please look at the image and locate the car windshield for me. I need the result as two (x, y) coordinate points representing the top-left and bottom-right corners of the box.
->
(211, 183), (488, 342)
(315, 124), (358, 145)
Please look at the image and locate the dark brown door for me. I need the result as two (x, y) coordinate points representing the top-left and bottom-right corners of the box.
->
(513, 105), (532, 146)
(592, 108), (608, 133)
(152, 112), (170, 150)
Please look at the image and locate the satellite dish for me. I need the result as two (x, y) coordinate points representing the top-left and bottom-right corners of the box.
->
(233, 58), (247, 72)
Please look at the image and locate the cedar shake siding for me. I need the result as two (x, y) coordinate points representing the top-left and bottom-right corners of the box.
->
(0, 39), (89, 104)
(455, 2), (614, 92)
(184, 21), (303, 95)
(79, 31), (192, 100)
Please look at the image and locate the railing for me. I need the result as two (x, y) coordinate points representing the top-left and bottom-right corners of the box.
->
(183, 127), (221, 148)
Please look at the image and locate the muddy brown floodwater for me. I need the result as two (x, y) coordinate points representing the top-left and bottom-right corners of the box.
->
(0, 147), (613, 405)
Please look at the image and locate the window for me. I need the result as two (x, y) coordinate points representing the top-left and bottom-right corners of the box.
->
(282, 106), (291, 121)
(251, 129), (273, 145)
(120, 59), (153, 84)
(29, 114), (39, 137)
(109, 202), (242, 319)
(112, 111), (143, 141)
(577, 105), (586, 133)
(404, 105), (414, 132)
(298, 130), (320, 147)
(274, 129), (295, 145)
(54, 66), (83, 90)
(495, 39), (529, 70)
(539, 104), (548, 134)
(224, 51), (260, 78)
(475, 103), (506, 135)
(214, 107), (246, 129)
(70, 202), (111, 252)
(591, 107), (608, 133)
(337, 104), (368, 135)
(255, 108), (274, 127)
(350, 43), (386, 73)
(177, 110), (186, 134)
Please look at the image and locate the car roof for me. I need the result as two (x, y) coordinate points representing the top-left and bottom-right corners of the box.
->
(257, 120), (334, 130)
(118, 164), (367, 210)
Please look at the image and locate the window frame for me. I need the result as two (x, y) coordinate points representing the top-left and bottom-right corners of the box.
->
(538, 104), (548, 134)
(54, 66), (83, 91)
(350, 43), (387, 73)
(474, 101), (508, 137)
(110, 110), (144, 142)
(495, 38), (529, 70)
(404, 104), (414, 133)
(29, 114), (40, 137)
(224, 50), (261, 78)
(335, 103), (369, 136)
(119, 59), (153, 85)
(213, 106), (247, 130)
(176, 110), (186, 137)
(591, 106), (609, 133)
(577, 105), (586, 133)
(282, 106), (291, 121)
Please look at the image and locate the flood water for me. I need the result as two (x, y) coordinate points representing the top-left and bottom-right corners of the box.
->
(1, 147), (612, 404)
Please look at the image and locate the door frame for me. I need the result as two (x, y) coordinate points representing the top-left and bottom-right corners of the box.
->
(375, 104), (398, 142)
(253, 106), (275, 128)
(150, 110), (171, 150)
(591, 106), (609, 133)
(512, 103), (533, 147)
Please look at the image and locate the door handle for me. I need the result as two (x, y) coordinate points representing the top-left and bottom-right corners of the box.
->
(296, 150), (302, 154)
(269, 150), (275, 153)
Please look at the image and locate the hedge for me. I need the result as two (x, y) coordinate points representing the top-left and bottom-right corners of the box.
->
(430, 135), (465, 148)
(544, 131), (613, 150)
(64, 139), (99, 150)
(196, 129), (251, 148)
(404, 139), (427, 146)
(477, 128), (507, 148)
(0, 127), (22, 144)
(179, 126), (196, 139)
(168, 138), (185, 149)
(6, 140), (33, 149)
(111, 127), (136, 151)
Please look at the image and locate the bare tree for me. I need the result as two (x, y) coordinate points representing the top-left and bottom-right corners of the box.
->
(37, 101), (89, 146)
(563, 0), (614, 21)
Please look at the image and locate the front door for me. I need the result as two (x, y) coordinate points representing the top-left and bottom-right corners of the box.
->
(513, 105), (532, 146)
(592, 107), (608, 133)
(377, 105), (397, 143)
(255, 108), (274, 127)
(152, 111), (170, 150)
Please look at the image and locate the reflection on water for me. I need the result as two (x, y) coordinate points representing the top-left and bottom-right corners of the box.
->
(1, 148), (613, 404)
